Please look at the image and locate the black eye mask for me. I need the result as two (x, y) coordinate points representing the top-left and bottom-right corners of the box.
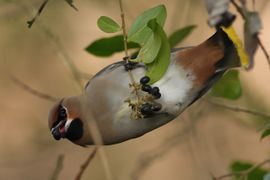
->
(65, 118), (83, 141)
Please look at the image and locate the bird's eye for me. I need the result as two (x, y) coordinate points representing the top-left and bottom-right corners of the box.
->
(58, 105), (67, 120)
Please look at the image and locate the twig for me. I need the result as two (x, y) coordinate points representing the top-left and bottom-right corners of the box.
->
(118, 0), (140, 99)
(206, 100), (270, 119)
(74, 148), (97, 180)
(49, 154), (65, 180)
(17, 1), (84, 92)
(231, 0), (245, 18)
(213, 159), (270, 180)
(230, 0), (270, 68)
(257, 36), (270, 68)
(27, 0), (50, 28)
(39, 24), (85, 91)
(131, 117), (201, 180)
(10, 75), (59, 102)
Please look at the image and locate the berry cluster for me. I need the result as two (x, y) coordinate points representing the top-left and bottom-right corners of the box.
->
(139, 76), (162, 116)
(140, 76), (161, 99)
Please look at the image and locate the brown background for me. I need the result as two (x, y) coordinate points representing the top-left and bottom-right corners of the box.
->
(0, 0), (270, 180)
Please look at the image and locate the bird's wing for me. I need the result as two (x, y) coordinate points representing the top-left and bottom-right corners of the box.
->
(173, 28), (239, 106)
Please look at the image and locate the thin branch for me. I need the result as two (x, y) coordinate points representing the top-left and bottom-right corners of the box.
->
(17, 1), (84, 92)
(230, 0), (270, 68)
(131, 117), (200, 180)
(74, 148), (97, 180)
(10, 75), (59, 102)
(213, 159), (270, 180)
(49, 154), (65, 180)
(231, 0), (245, 18)
(118, 0), (129, 60)
(118, 0), (140, 99)
(27, 0), (50, 28)
(257, 36), (270, 68)
(38, 24), (85, 91)
(206, 100), (270, 119)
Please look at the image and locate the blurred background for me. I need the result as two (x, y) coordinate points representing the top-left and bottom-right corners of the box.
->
(0, 0), (270, 180)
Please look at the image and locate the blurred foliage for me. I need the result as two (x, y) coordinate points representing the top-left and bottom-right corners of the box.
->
(230, 161), (268, 180)
(211, 70), (242, 100)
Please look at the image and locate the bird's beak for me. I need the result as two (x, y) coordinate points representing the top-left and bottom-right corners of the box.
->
(51, 120), (66, 140)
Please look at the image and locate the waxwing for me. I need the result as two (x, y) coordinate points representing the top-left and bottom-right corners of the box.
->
(48, 28), (240, 146)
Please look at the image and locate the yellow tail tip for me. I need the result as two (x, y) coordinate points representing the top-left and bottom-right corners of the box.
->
(221, 26), (249, 69)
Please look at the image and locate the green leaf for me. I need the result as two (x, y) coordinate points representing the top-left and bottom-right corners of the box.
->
(211, 70), (242, 100)
(65, 0), (78, 11)
(132, 20), (162, 64)
(97, 16), (121, 33)
(168, 25), (196, 47)
(128, 4), (166, 45)
(146, 19), (170, 84)
(85, 35), (139, 57)
(261, 128), (270, 140)
(230, 161), (268, 180)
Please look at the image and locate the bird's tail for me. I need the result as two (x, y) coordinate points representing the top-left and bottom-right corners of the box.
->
(212, 27), (249, 70)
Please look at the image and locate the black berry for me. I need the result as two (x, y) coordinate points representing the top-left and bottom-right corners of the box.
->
(140, 103), (153, 116)
(151, 87), (160, 95)
(151, 103), (162, 111)
(140, 76), (150, 85)
(154, 92), (161, 99)
(141, 84), (152, 93)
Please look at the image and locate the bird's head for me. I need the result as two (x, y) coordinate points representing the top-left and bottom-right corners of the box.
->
(48, 97), (91, 146)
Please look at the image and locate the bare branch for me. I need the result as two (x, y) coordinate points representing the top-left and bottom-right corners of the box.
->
(74, 148), (97, 180)
(37, 24), (85, 92)
(230, 0), (270, 68)
(206, 100), (270, 119)
(49, 154), (65, 180)
(257, 37), (270, 68)
(27, 0), (50, 28)
(10, 75), (59, 102)
(131, 117), (200, 180)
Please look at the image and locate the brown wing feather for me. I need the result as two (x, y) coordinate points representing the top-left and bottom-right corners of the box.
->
(175, 31), (225, 88)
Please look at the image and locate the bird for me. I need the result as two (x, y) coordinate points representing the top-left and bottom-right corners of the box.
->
(48, 28), (240, 146)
